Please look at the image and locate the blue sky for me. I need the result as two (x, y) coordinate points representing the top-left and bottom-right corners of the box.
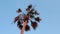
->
(0, 0), (60, 34)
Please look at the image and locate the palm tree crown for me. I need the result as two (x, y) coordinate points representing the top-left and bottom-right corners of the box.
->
(14, 4), (41, 31)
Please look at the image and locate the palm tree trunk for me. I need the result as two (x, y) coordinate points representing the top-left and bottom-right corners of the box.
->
(21, 21), (27, 34)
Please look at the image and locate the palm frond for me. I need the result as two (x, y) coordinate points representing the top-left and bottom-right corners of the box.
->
(34, 10), (39, 15)
(14, 16), (19, 23)
(16, 8), (22, 13)
(25, 25), (30, 31)
(31, 21), (38, 30)
(30, 15), (35, 18)
(18, 24), (23, 30)
(35, 17), (41, 22)
(26, 4), (32, 11)
(17, 20), (23, 30)
(29, 9), (35, 14)
(17, 20), (22, 26)
(28, 4), (32, 9)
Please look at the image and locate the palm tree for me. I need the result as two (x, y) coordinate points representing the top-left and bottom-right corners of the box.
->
(14, 4), (41, 34)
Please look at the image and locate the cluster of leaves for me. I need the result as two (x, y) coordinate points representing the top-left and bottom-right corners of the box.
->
(14, 4), (41, 31)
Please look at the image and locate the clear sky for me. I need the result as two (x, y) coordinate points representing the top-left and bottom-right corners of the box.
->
(0, 0), (60, 34)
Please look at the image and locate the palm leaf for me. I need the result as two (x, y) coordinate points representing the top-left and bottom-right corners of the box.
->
(18, 25), (23, 30)
(35, 17), (41, 22)
(17, 20), (22, 26)
(30, 15), (35, 18)
(14, 16), (19, 23)
(17, 20), (23, 30)
(16, 8), (22, 13)
(26, 4), (32, 11)
(30, 10), (39, 15)
(31, 21), (38, 30)
(28, 4), (32, 9)
(25, 25), (30, 31)
(34, 11), (39, 15)
(30, 9), (35, 14)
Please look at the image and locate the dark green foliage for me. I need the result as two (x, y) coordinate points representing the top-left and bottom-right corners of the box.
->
(35, 17), (41, 22)
(34, 11), (39, 15)
(25, 25), (30, 31)
(26, 4), (32, 11)
(19, 25), (23, 30)
(14, 16), (19, 23)
(27, 9), (39, 16)
(30, 10), (39, 15)
(31, 21), (38, 30)
(26, 8), (35, 17)
(28, 4), (32, 9)
(16, 8), (22, 13)
(17, 20), (23, 30)
(27, 9), (35, 15)
(30, 15), (35, 18)
(17, 20), (22, 26)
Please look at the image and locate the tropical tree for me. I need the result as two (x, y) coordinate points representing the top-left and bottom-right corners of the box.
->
(14, 4), (41, 34)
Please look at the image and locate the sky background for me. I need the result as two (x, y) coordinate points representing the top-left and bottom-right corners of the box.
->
(0, 0), (60, 34)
